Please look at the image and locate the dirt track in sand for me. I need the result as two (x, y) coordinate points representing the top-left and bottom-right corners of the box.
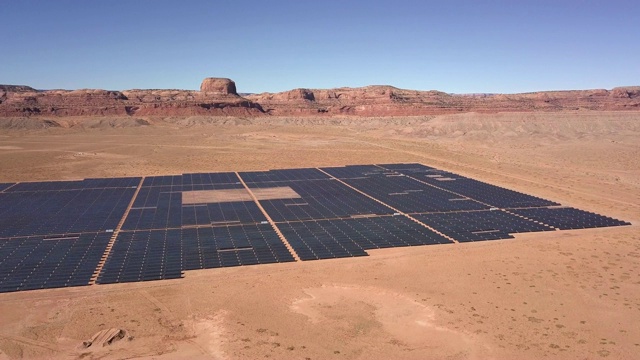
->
(0, 111), (639, 359)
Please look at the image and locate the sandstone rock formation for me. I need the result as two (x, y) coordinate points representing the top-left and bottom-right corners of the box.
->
(0, 78), (638, 118)
(0, 78), (262, 117)
(200, 78), (237, 95)
(247, 86), (640, 116)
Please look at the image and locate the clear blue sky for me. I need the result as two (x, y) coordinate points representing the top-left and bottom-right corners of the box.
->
(1, 0), (637, 93)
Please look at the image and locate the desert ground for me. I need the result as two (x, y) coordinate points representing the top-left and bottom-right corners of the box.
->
(0, 111), (638, 359)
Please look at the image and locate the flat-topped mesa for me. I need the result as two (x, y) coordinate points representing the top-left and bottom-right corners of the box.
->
(200, 78), (237, 95)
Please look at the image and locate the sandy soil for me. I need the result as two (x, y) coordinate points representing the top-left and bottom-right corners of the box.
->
(0, 111), (638, 359)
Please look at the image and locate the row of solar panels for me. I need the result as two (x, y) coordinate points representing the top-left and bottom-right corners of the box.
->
(1, 204), (630, 292)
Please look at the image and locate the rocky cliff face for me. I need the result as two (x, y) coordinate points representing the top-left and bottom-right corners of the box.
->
(0, 78), (263, 117)
(0, 78), (638, 118)
(247, 86), (640, 116)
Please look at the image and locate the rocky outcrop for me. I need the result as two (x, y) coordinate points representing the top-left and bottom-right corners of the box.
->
(248, 86), (640, 116)
(200, 78), (237, 95)
(0, 78), (263, 117)
(0, 79), (638, 118)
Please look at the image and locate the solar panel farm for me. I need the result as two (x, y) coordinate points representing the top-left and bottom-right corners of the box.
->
(0, 163), (630, 293)
(0, 116), (638, 359)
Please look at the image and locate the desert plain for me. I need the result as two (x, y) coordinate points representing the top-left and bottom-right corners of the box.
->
(0, 110), (639, 359)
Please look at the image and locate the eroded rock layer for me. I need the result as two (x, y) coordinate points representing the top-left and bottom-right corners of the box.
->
(1, 78), (638, 118)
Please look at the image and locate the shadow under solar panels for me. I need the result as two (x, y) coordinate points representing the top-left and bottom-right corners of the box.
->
(97, 229), (183, 284)
(239, 168), (329, 183)
(510, 207), (631, 230)
(343, 175), (489, 213)
(181, 223), (294, 270)
(0, 187), (136, 238)
(249, 179), (394, 222)
(0, 233), (111, 293)
(278, 216), (452, 261)
(414, 210), (554, 243)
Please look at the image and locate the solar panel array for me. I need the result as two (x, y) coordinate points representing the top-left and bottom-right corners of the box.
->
(279, 216), (450, 260)
(390, 164), (560, 208)
(0, 183), (16, 192)
(0, 184), (137, 238)
(511, 207), (631, 230)
(414, 210), (554, 242)
(181, 224), (294, 269)
(0, 164), (631, 293)
(97, 229), (183, 284)
(249, 179), (393, 222)
(0, 233), (111, 292)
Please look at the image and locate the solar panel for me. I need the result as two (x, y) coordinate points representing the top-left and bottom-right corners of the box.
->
(414, 210), (554, 242)
(343, 175), (489, 213)
(320, 165), (395, 179)
(278, 216), (452, 260)
(378, 163), (435, 174)
(182, 201), (267, 227)
(181, 224), (294, 270)
(409, 170), (559, 208)
(182, 172), (240, 186)
(0, 233), (111, 293)
(142, 175), (183, 187)
(97, 229), (183, 284)
(0, 187), (136, 238)
(249, 179), (394, 222)
(510, 207), (631, 230)
(7, 177), (140, 192)
(0, 183), (15, 192)
(121, 188), (182, 231)
(239, 168), (330, 183)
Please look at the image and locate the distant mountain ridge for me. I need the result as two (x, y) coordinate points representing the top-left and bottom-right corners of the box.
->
(1, 78), (638, 117)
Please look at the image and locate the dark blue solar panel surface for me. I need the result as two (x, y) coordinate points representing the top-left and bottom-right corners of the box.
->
(249, 180), (393, 222)
(511, 207), (631, 230)
(182, 172), (240, 186)
(414, 210), (555, 242)
(0, 233), (111, 293)
(181, 224), (294, 270)
(0, 187), (136, 238)
(97, 229), (183, 284)
(182, 201), (266, 226)
(406, 170), (559, 208)
(122, 187), (182, 231)
(278, 216), (452, 261)
(378, 163), (435, 172)
(142, 175), (183, 187)
(343, 175), (489, 213)
(320, 165), (395, 179)
(0, 183), (16, 192)
(240, 168), (329, 183)
(7, 177), (140, 192)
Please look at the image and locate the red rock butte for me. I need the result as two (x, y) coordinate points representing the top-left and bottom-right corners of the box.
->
(199, 78), (237, 95)
(0, 78), (638, 118)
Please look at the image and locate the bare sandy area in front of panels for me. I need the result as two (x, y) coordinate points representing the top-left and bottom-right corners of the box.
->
(0, 111), (638, 359)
